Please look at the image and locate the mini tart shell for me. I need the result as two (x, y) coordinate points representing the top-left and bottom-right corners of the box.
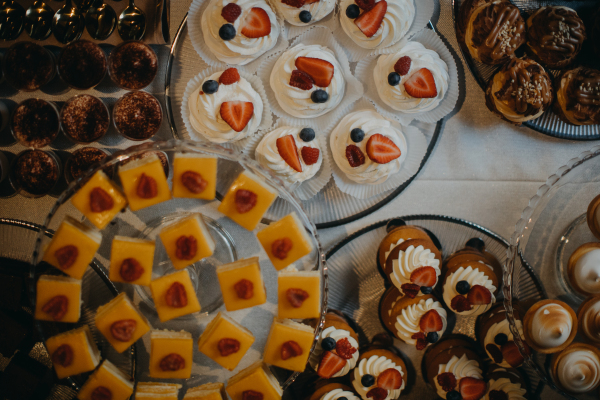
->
(587, 193), (600, 240)
(486, 365), (526, 388)
(423, 334), (477, 381)
(424, 345), (481, 385)
(567, 242), (600, 296)
(442, 260), (499, 294)
(577, 295), (600, 345)
(352, 348), (407, 388)
(323, 311), (359, 343)
(550, 342), (600, 394)
(379, 287), (438, 339)
(377, 225), (434, 273)
(523, 299), (578, 354)
(308, 383), (356, 400)
(383, 238), (442, 282)
(445, 248), (502, 285)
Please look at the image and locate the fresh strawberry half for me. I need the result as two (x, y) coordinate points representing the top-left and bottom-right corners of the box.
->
(335, 337), (357, 360)
(219, 67), (240, 85)
(220, 101), (254, 132)
(317, 351), (346, 379)
(276, 135), (302, 172)
(366, 133), (401, 164)
(401, 283), (420, 299)
(354, 1), (387, 38)
(467, 285), (492, 305)
(410, 266), (437, 287)
(394, 56), (411, 75)
(221, 3), (242, 22)
(289, 69), (314, 90)
(377, 368), (402, 390)
(419, 309), (443, 333)
(459, 377), (486, 400)
(500, 341), (525, 367)
(345, 145), (365, 167)
(404, 68), (438, 98)
(485, 343), (504, 364)
(355, 0), (375, 11)
(437, 372), (457, 392)
(366, 388), (387, 400)
(282, 0), (305, 7)
(295, 57), (334, 88)
(411, 332), (428, 350)
(301, 147), (320, 165)
(451, 295), (473, 312)
(241, 7), (271, 38)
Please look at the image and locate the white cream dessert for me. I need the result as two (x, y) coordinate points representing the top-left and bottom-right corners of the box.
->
(309, 326), (359, 377)
(483, 319), (525, 368)
(319, 388), (360, 400)
(374, 42), (449, 114)
(580, 298), (600, 343)
(484, 371), (527, 400)
(571, 248), (600, 295)
(330, 110), (407, 185)
(201, 0), (280, 65)
(394, 297), (447, 346)
(388, 241), (441, 295)
(273, 0), (335, 26)
(443, 264), (496, 316)
(270, 44), (345, 118)
(434, 354), (483, 399)
(553, 345), (600, 394)
(529, 303), (573, 350)
(352, 354), (406, 400)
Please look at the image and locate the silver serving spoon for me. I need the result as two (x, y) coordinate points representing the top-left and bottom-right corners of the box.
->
(52, 0), (84, 44)
(85, 0), (116, 40)
(0, 1), (25, 41)
(24, 1), (53, 40)
(117, 0), (146, 41)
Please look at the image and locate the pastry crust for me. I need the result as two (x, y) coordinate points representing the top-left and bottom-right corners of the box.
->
(587, 193), (600, 240)
(423, 335), (474, 371)
(356, 348), (406, 374)
(550, 343), (600, 394)
(424, 345), (481, 385)
(523, 299), (577, 354)
(486, 365), (526, 387)
(443, 260), (499, 293)
(445, 247), (502, 290)
(308, 383), (355, 400)
(553, 67), (600, 126)
(377, 225), (433, 272)
(567, 242), (600, 296)
(383, 238), (442, 280)
(379, 287), (437, 336)
(577, 295), (600, 345)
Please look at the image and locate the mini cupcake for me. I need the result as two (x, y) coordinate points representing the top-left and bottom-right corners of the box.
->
(587, 193), (600, 240)
(484, 366), (527, 400)
(270, 44), (345, 119)
(523, 299), (577, 354)
(309, 383), (360, 400)
(550, 343), (600, 394)
(273, 0), (335, 26)
(351, 348), (407, 400)
(578, 296), (600, 345)
(377, 224), (436, 273)
(476, 303), (527, 368)
(554, 67), (600, 126)
(567, 242), (600, 296)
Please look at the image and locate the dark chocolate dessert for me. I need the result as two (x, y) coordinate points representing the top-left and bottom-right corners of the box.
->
(57, 40), (107, 89)
(2, 42), (55, 91)
(11, 150), (60, 197)
(11, 99), (60, 148)
(109, 41), (158, 90)
(60, 95), (109, 143)
(66, 147), (109, 182)
(113, 91), (162, 140)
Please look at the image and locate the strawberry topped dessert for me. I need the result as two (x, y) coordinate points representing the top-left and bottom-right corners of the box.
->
(352, 348), (407, 400)
(273, 0), (335, 26)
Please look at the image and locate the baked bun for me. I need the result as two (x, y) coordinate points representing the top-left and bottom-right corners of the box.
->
(554, 66), (600, 126)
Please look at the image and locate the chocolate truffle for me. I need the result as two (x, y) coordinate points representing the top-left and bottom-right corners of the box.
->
(113, 91), (162, 140)
(66, 147), (109, 182)
(11, 150), (60, 197)
(2, 42), (54, 91)
(11, 99), (60, 148)
(57, 40), (107, 89)
(109, 41), (158, 90)
(60, 95), (110, 143)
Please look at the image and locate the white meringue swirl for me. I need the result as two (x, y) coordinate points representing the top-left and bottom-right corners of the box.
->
(309, 326), (359, 377)
(352, 355), (405, 400)
(581, 299), (600, 343)
(484, 378), (527, 400)
(273, 0), (335, 26)
(530, 303), (573, 350)
(434, 354), (483, 399)
(442, 264), (496, 316)
(484, 319), (524, 368)
(320, 388), (360, 400)
(394, 297), (447, 345)
(556, 348), (600, 393)
(572, 249), (600, 294)
(390, 244), (441, 295)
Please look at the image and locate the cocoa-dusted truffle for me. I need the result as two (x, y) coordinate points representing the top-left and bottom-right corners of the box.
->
(12, 150), (60, 196)
(109, 41), (158, 90)
(2, 42), (54, 91)
(67, 147), (109, 182)
(60, 95), (109, 143)
(113, 91), (162, 140)
(11, 99), (59, 148)
(57, 40), (107, 89)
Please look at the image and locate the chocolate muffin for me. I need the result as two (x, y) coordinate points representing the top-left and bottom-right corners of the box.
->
(57, 40), (107, 89)
(65, 147), (110, 183)
(11, 99), (60, 148)
(2, 42), (55, 91)
(60, 95), (110, 143)
(554, 67), (600, 126)
(11, 150), (61, 197)
(113, 91), (162, 140)
(109, 41), (158, 90)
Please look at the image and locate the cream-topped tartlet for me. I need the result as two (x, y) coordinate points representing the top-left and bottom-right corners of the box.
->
(270, 44), (345, 118)
(375, 41), (449, 114)
(442, 260), (497, 316)
(309, 325), (359, 378)
(484, 367), (527, 400)
(352, 349), (406, 400)
(477, 303), (527, 368)
(273, 0), (335, 26)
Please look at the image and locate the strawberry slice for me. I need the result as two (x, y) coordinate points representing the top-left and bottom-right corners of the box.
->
(221, 3), (242, 22)
(355, 0), (375, 11)
(220, 101), (254, 132)
(335, 337), (357, 360)
(282, 0), (305, 7)
(241, 8), (271, 38)
(400, 283), (420, 299)
(500, 341), (525, 367)
(354, 1), (387, 38)
(317, 351), (346, 378)
(451, 295), (473, 312)
(437, 372), (457, 392)
(377, 368), (402, 390)
(289, 69), (314, 90)
(301, 147), (320, 165)
(410, 266), (437, 287)
(404, 68), (438, 98)
(295, 57), (334, 88)
(366, 388), (387, 400)
(459, 377), (486, 400)
(366, 133), (401, 164)
(411, 332), (428, 350)
(419, 309), (443, 333)
(276, 135), (302, 172)
(467, 285), (492, 305)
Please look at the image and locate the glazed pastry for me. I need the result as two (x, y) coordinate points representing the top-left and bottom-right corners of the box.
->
(567, 242), (600, 296)
(201, 0), (280, 65)
(554, 67), (600, 126)
(587, 193), (600, 240)
(550, 343), (600, 394)
(476, 303), (527, 368)
(484, 366), (527, 400)
(459, 0), (525, 65)
(377, 224), (435, 272)
(351, 348), (407, 400)
(273, 0), (335, 26)
(330, 110), (407, 185)
(485, 56), (553, 125)
(255, 126), (322, 185)
(523, 299), (577, 354)
(309, 383), (360, 400)
(309, 312), (359, 378)
(379, 287), (447, 349)
(270, 44), (345, 118)
(374, 41), (449, 114)
(188, 68), (264, 143)
(577, 296), (600, 345)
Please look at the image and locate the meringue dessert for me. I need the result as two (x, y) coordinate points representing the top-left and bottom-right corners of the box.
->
(578, 296), (600, 344)
(330, 110), (407, 185)
(309, 312), (359, 378)
(484, 366), (527, 400)
(587, 193), (600, 240)
(351, 348), (406, 400)
(374, 41), (449, 114)
(188, 68), (264, 143)
(554, 67), (600, 126)
(273, 0), (335, 26)
(270, 44), (345, 118)
(523, 299), (577, 354)
(477, 303), (527, 368)
(201, 0), (280, 65)
(255, 126), (322, 185)
(550, 343), (600, 394)
(567, 242), (600, 296)
(340, 0), (415, 50)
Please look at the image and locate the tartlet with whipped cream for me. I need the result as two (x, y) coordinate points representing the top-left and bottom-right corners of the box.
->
(272, 0), (335, 26)
(309, 384), (361, 400)
(523, 299), (577, 354)
(351, 348), (407, 400)
(484, 366), (528, 400)
(567, 242), (600, 296)
(550, 343), (600, 394)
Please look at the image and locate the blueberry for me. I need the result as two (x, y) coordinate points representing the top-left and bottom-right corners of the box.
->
(447, 390), (462, 400)
(311, 89), (328, 103)
(321, 337), (336, 351)
(456, 280), (470, 295)
(350, 128), (364, 143)
(361, 374), (375, 387)
(202, 80), (219, 94)
(465, 237), (485, 252)
(388, 72), (401, 86)
(494, 333), (508, 346)
(219, 24), (236, 40)
(346, 4), (360, 19)
(299, 10), (312, 23)
(420, 286), (433, 294)
(426, 331), (439, 343)
(299, 127), (315, 142)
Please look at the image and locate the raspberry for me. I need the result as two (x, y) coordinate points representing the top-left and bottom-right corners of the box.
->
(411, 332), (428, 350)
(335, 337), (357, 359)
(437, 372), (457, 392)
(282, 0), (306, 8)
(289, 69), (314, 90)
(394, 56), (412, 75)
(219, 68), (240, 85)
(401, 283), (420, 298)
(451, 295), (473, 312)
(221, 3), (242, 22)
(355, 0), (375, 11)
(301, 147), (320, 165)
(345, 145), (365, 167)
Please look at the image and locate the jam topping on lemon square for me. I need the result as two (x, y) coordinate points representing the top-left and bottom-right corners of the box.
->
(94, 292), (150, 353)
(42, 216), (102, 280)
(109, 236), (155, 286)
(183, 383), (226, 400)
(198, 312), (255, 371)
(150, 269), (202, 322)
(35, 275), (81, 323)
(256, 212), (314, 271)
(71, 171), (127, 230)
(149, 330), (193, 379)
(159, 214), (216, 270)
(226, 361), (283, 400)
(77, 359), (134, 400)
(172, 153), (217, 200)
(278, 270), (321, 319)
(263, 318), (314, 372)
(46, 325), (100, 380)
(218, 171), (278, 231)
(135, 383), (182, 400)
(217, 257), (267, 312)
(118, 154), (172, 212)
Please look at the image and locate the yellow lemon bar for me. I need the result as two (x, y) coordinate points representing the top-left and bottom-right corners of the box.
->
(71, 171), (127, 230)
(109, 236), (155, 286)
(46, 325), (100, 379)
(118, 154), (172, 212)
(183, 383), (226, 400)
(218, 171), (278, 231)
(149, 330), (193, 379)
(226, 361), (283, 400)
(35, 275), (81, 323)
(198, 312), (255, 371)
(217, 257), (267, 312)
(94, 292), (150, 353)
(263, 318), (314, 372)
(77, 359), (134, 400)
(135, 383), (182, 400)
(150, 269), (201, 322)
(172, 153), (217, 200)
(158, 214), (215, 270)
(278, 270), (321, 319)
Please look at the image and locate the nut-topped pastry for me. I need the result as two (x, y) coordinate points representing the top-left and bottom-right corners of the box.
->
(351, 348), (407, 400)
(523, 299), (577, 354)
(554, 67), (600, 126)
(484, 366), (527, 400)
(578, 296), (600, 345)
(485, 56), (553, 125)
(550, 343), (600, 394)
(567, 242), (600, 296)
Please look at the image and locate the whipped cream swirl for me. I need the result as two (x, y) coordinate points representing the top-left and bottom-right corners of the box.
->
(375, 42), (449, 113)
(556, 348), (600, 393)
(320, 388), (360, 400)
(484, 319), (524, 367)
(581, 299), (600, 343)
(434, 354), (483, 399)
(390, 244), (441, 294)
(572, 249), (600, 294)
(274, 0), (335, 25)
(330, 110), (407, 185)
(340, 0), (415, 50)
(484, 377), (527, 400)
(394, 297), (447, 345)
(309, 326), (359, 377)
(353, 355), (405, 400)
(442, 264), (496, 316)
(530, 303), (573, 349)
